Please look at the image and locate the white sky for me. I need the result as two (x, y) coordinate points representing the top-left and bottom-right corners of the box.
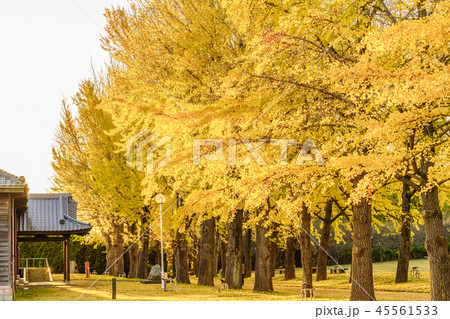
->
(0, 0), (129, 193)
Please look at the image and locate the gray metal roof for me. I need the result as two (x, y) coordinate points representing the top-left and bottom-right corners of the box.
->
(0, 169), (26, 187)
(19, 193), (91, 235)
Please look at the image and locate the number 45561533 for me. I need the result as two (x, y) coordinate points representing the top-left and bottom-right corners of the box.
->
(375, 306), (437, 316)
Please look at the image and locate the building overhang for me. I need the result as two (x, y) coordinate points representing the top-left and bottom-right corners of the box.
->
(0, 186), (26, 194)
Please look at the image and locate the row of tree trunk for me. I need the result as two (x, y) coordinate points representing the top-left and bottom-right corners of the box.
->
(101, 200), (355, 292)
(103, 203), (340, 289)
(103, 217), (155, 279)
(103, 184), (448, 301)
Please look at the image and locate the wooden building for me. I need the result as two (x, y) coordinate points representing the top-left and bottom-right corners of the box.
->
(0, 169), (91, 300)
(0, 169), (28, 301)
(18, 193), (92, 284)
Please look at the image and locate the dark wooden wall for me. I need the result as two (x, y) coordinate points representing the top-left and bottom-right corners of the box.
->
(0, 194), (11, 286)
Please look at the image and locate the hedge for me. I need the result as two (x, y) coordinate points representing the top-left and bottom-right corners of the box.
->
(19, 238), (106, 274)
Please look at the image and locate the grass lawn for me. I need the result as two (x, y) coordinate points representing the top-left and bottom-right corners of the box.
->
(15, 259), (431, 301)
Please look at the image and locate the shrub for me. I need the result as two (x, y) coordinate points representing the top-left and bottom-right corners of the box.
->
(410, 245), (427, 259)
(19, 238), (106, 274)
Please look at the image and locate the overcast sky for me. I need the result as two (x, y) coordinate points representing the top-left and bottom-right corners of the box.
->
(0, 0), (129, 193)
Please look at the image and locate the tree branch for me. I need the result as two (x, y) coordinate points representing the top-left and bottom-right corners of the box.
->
(249, 72), (356, 106)
(395, 173), (421, 191)
(331, 211), (344, 223)
(379, 0), (397, 24)
(438, 177), (450, 186)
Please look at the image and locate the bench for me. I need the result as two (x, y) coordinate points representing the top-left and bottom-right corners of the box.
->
(329, 267), (348, 274)
(140, 273), (177, 290)
(279, 267), (285, 274)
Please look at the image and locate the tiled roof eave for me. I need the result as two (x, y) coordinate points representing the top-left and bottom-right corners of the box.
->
(18, 216), (92, 234)
(28, 193), (72, 199)
(0, 169), (26, 187)
(18, 227), (92, 236)
(64, 215), (91, 228)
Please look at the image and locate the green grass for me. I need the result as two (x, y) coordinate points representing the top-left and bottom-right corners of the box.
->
(15, 259), (431, 301)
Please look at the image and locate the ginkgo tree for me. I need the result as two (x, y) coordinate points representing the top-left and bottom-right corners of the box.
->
(329, 1), (450, 299)
(51, 0), (449, 301)
(52, 80), (154, 278)
(221, 0), (449, 300)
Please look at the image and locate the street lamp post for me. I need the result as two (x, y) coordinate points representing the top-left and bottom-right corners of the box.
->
(155, 194), (166, 291)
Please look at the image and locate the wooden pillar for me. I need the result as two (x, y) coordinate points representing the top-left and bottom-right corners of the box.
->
(10, 195), (15, 291)
(63, 240), (67, 281)
(14, 211), (19, 283)
(65, 237), (70, 283)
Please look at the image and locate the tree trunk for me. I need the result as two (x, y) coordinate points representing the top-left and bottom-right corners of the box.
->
(194, 254), (199, 277)
(220, 238), (227, 278)
(300, 203), (313, 295)
(127, 224), (139, 278)
(270, 229), (279, 277)
(225, 209), (243, 289)
(285, 236), (296, 280)
(154, 241), (161, 266)
(192, 239), (199, 277)
(128, 242), (139, 278)
(198, 217), (216, 286)
(188, 235), (199, 277)
(254, 206), (273, 291)
(395, 181), (413, 283)
(421, 186), (450, 300)
(112, 224), (124, 277)
(316, 200), (333, 281)
(166, 243), (173, 277)
(215, 229), (220, 276)
(242, 228), (252, 278)
(137, 223), (149, 279)
(174, 229), (191, 284)
(350, 180), (376, 301)
(104, 233), (114, 274)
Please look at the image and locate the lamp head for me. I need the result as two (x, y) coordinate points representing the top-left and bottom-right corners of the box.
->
(155, 194), (166, 204)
